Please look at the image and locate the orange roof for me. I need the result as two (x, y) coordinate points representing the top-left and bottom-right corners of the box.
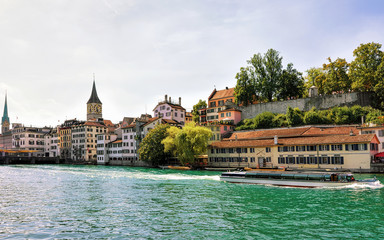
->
(143, 117), (160, 127)
(228, 127), (312, 140)
(111, 140), (122, 144)
(84, 121), (106, 127)
(209, 87), (234, 101)
(103, 120), (114, 127)
(122, 123), (136, 129)
(303, 126), (359, 136)
(210, 134), (377, 148)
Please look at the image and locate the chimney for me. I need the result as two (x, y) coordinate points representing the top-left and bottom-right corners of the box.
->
(169, 97), (171, 103)
(179, 97), (181, 106)
(226, 86), (228, 90)
(274, 135), (278, 145)
(165, 94), (168, 102)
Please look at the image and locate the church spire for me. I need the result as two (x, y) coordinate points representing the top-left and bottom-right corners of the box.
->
(2, 93), (10, 134)
(2, 93), (9, 124)
(87, 80), (102, 104)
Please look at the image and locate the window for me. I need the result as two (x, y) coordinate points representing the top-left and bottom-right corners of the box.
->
(297, 156), (306, 164)
(265, 157), (271, 162)
(319, 156), (329, 164)
(228, 148), (234, 153)
(220, 148), (226, 153)
(286, 156), (295, 164)
(250, 157), (255, 162)
(296, 146), (306, 152)
(266, 147), (271, 153)
(250, 148), (255, 153)
(221, 113), (224, 118)
(278, 156), (285, 164)
(319, 145), (330, 151)
(331, 144), (342, 151)
(307, 156), (317, 164)
(306, 145), (317, 151)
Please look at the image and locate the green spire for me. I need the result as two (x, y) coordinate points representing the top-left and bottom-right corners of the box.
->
(2, 93), (9, 124)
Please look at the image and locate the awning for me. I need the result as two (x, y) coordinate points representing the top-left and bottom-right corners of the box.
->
(374, 152), (384, 157)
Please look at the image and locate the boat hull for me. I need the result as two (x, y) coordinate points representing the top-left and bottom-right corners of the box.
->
(220, 176), (356, 188)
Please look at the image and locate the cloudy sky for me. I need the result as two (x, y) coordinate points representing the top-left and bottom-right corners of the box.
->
(1, 0), (384, 127)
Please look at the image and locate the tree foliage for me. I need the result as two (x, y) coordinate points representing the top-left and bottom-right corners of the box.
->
(138, 124), (170, 166)
(350, 42), (384, 92)
(235, 105), (377, 130)
(234, 67), (255, 106)
(192, 99), (207, 123)
(278, 63), (305, 100)
(286, 106), (303, 127)
(322, 57), (351, 94)
(162, 122), (212, 166)
(234, 49), (303, 103)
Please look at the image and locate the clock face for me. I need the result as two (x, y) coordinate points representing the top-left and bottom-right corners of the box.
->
(96, 105), (102, 113)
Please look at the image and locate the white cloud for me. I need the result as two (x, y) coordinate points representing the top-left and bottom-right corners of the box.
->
(0, 0), (384, 126)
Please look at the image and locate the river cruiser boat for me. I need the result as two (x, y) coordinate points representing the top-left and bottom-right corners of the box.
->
(220, 171), (381, 188)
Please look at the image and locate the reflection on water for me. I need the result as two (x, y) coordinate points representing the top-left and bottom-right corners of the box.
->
(0, 165), (383, 239)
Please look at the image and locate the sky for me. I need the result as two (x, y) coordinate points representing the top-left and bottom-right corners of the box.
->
(1, 0), (384, 127)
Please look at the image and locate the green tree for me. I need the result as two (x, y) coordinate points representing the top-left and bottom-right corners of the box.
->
(162, 122), (212, 166)
(192, 99), (207, 123)
(234, 67), (255, 106)
(305, 67), (326, 95)
(322, 57), (351, 94)
(252, 112), (276, 129)
(278, 63), (305, 100)
(138, 124), (170, 166)
(286, 106), (303, 126)
(350, 42), (384, 91)
(372, 57), (384, 109)
(250, 49), (283, 101)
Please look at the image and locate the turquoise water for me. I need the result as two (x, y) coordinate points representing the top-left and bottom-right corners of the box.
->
(0, 165), (383, 239)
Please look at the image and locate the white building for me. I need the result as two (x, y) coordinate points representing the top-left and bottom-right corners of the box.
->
(12, 125), (51, 157)
(44, 127), (60, 157)
(96, 133), (118, 165)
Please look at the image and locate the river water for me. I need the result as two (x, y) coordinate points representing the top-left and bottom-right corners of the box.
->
(0, 165), (383, 239)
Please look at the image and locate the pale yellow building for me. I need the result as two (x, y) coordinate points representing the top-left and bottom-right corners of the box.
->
(208, 126), (380, 172)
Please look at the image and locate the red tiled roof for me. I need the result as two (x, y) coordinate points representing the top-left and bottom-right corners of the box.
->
(227, 126), (360, 141)
(143, 117), (160, 127)
(85, 121), (106, 127)
(103, 120), (114, 127)
(209, 87), (234, 101)
(210, 134), (377, 148)
(303, 126), (358, 136)
(122, 123), (136, 129)
(228, 127), (312, 140)
(111, 140), (122, 144)
(162, 119), (179, 124)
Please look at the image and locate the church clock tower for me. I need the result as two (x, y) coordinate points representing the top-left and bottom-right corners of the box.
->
(2, 93), (10, 134)
(87, 80), (102, 120)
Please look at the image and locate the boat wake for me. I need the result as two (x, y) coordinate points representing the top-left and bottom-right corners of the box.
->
(325, 181), (384, 189)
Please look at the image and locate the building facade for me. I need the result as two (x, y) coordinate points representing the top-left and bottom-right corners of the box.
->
(208, 126), (380, 172)
(153, 95), (185, 126)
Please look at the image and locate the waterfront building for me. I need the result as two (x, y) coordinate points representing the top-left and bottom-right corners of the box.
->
(96, 133), (118, 164)
(199, 87), (237, 142)
(44, 127), (60, 157)
(87, 81), (102, 121)
(71, 120), (107, 162)
(208, 126), (380, 172)
(185, 112), (193, 124)
(59, 119), (81, 159)
(153, 95), (185, 126)
(11, 124), (52, 157)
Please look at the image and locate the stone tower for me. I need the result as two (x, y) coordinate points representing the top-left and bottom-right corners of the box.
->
(2, 93), (10, 134)
(87, 81), (102, 120)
